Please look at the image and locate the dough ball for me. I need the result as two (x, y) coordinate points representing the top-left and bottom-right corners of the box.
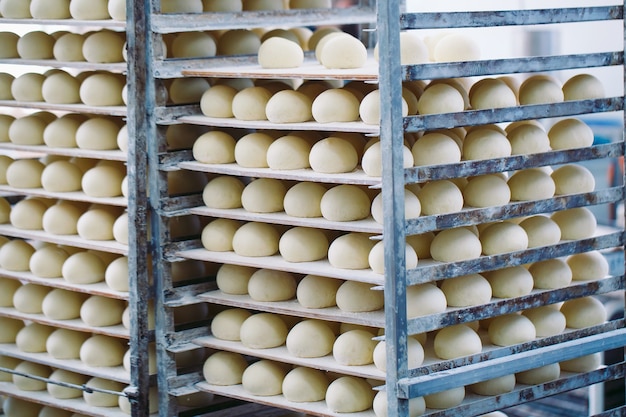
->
(0, 155), (13, 182)
(11, 72), (45, 102)
(371, 189), (421, 224)
(519, 215), (562, 248)
(560, 296), (607, 328)
(463, 174), (511, 208)
(43, 113), (86, 148)
(0, 239), (35, 271)
(258, 37), (303, 69)
(47, 369), (89, 399)
(441, 274), (491, 307)
(417, 83), (465, 115)
(286, 319), (335, 358)
(8, 114), (47, 145)
(0, 32), (19, 58)
(519, 75), (564, 105)
(266, 135), (311, 169)
(433, 32), (480, 62)
(13, 361), (51, 391)
(318, 33), (367, 69)
(325, 376), (374, 413)
(10, 198), (47, 230)
(529, 258), (572, 289)
(522, 306), (566, 337)
(240, 312), (288, 348)
(2, 397), (43, 417)
(76, 116), (122, 150)
(107, 0), (126, 19)
(563, 73), (604, 101)
(80, 295), (125, 326)
(0, 355), (21, 382)
(201, 218), (240, 251)
(551, 207), (597, 240)
(0, 277), (21, 306)
(82, 162), (126, 196)
(241, 360), (287, 396)
(17, 31), (55, 59)
(551, 164), (595, 195)
(41, 160), (82, 192)
(463, 127), (512, 160)
(15, 322), (55, 353)
(171, 31), (216, 59)
(192, 131), (236, 163)
(411, 132), (461, 166)
(0, 114), (15, 140)
(516, 363), (561, 385)
(328, 232), (375, 269)
(312, 89), (360, 123)
(42, 200), (85, 236)
(217, 29), (261, 55)
(105, 256), (129, 291)
(417, 180), (463, 215)
(200, 85), (237, 118)
(470, 374), (516, 396)
(76, 207), (118, 240)
(232, 221), (279, 256)
(296, 274), (342, 308)
(549, 118), (595, 150)
(488, 314), (536, 346)
(112, 212), (127, 244)
(80, 334), (126, 367)
(279, 226), (328, 262)
(567, 250), (609, 281)
(241, 178), (286, 213)
(434, 324), (482, 360)
(406, 283), (447, 318)
(470, 77), (517, 110)
(283, 181), (326, 218)
(321, 184), (370, 221)
(202, 176), (244, 209)
(29, 0), (69, 18)
(53, 32), (85, 62)
(508, 168), (556, 201)
(282, 367), (329, 402)
(211, 308), (251, 341)
(373, 390), (425, 417)
(374, 338), (424, 372)
(203, 351), (248, 385)
(46, 328), (89, 359)
(69, 0), (110, 19)
(360, 89), (409, 125)
(62, 251), (106, 284)
(41, 288), (86, 320)
(265, 90), (313, 123)
(215, 264), (255, 295)
(507, 123), (551, 155)
(430, 227), (482, 262)
(332, 329), (377, 365)
(248, 268), (297, 301)
(234, 132), (274, 167)
(395, 31), (429, 65)
(480, 222), (529, 255)
(309, 136), (358, 173)
(0, 317), (24, 343)
(169, 77), (210, 104)
(83, 378), (125, 407)
(79, 73), (125, 106)
(42, 71), (80, 104)
(362, 141), (413, 177)
(231, 86), (272, 121)
(336, 280), (383, 312)
(83, 30), (124, 63)
(560, 353), (602, 373)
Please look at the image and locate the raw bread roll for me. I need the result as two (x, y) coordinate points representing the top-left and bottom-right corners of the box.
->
(508, 168), (556, 201)
(112, 212), (128, 243)
(411, 132), (461, 166)
(469, 77), (517, 109)
(333, 329), (377, 365)
(551, 207), (597, 240)
(432, 32), (480, 62)
(317, 33), (367, 69)
(480, 222), (529, 255)
(241, 360), (287, 396)
(417, 83), (465, 115)
(406, 283), (446, 317)
(434, 324), (482, 359)
(551, 164), (595, 194)
(42, 200), (85, 235)
(47, 369), (89, 399)
(0, 277), (21, 306)
(202, 176), (244, 209)
(484, 266), (533, 298)
(279, 226), (328, 262)
(80, 295), (125, 326)
(328, 232), (375, 269)
(241, 178), (285, 213)
(169, 77), (210, 104)
(463, 174), (510, 208)
(83, 30), (125, 63)
(211, 308), (251, 341)
(309, 136), (358, 173)
(81, 163), (126, 196)
(231, 221), (280, 256)
(296, 274), (341, 308)
(0, 32), (19, 59)
(70, 0), (110, 19)
(463, 127), (512, 160)
(0, 115), (14, 142)
(15, 322), (55, 352)
(201, 218), (240, 251)
(247, 268), (297, 301)
(17, 31), (55, 59)
(336, 280), (383, 312)
(10, 197), (47, 230)
(28, 246), (69, 278)
(231, 86), (271, 121)
(0, 155), (13, 184)
(470, 374), (516, 396)
(522, 306), (566, 337)
(29, 0), (69, 18)
(529, 258), (572, 289)
(239, 312), (288, 348)
(76, 207), (118, 240)
(441, 274), (491, 307)
(2, 397), (43, 417)
(217, 29), (261, 55)
(371, 189), (421, 224)
(0, 317), (24, 343)
(171, 31), (216, 58)
(9, 113), (49, 146)
(325, 376), (374, 413)
(13, 361), (51, 391)
(79, 73), (125, 106)
(266, 134), (312, 169)
(200, 85), (237, 118)
(41, 160), (83, 192)
(11, 72), (45, 102)
(43, 113), (86, 148)
(418, 180), (463, 215)
(430, 227), (482, 262)
(258, 37), (303, 69)
(42, 71), (80, 104)
(105, 256), (129, 291)
(41, 288), (86, 320)
(215, 264), (255, 294)
(360, 89), (409, 124)
(283, 181), (325, 218)
(362, 141), (414, 177)
(62, 251), (106, 284)
(0, 355), (21, 382)
(53, 32), (85, 61)
(80, 334), (126, 367)
(374, 31), (428, 66)
(516, 363), (561, 385)
(368, 240), (417, 274)
(234, 132), (274, 167)
(563, 73), (605, 101)
(321, 184), (370, 221)
(192, 130), (236, 163)
(374, 338), (424, 372)
(312, 89), (360, 123)
(507, 122), (551, 155)
(373, 391), (425, 417)
(567, 250), (609, 281)
(46, 328), (89, 359)
(560, 353), (602, 373)
(282, 367), (328, 403)
(0, 239), (35, 271)
(286, 319), (335, 357)
(488, 314), (536, 346)
(203, 351), (248, 385)
(519, 75), (564, 105)
(108, 0), (126, 20)
(519, 215), (562, 248)
(560, 296), (607, 328)
(265, 90), (313, 123)
(83, 378), (125, 407)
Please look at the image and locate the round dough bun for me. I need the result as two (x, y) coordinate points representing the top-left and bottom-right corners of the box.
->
(296, 274), (342, 308)
(211, 308), (252, 341)
(519, 75), (564, 105)
(239, 313), (288, 349)
(192, 130), (236, 163)
(360, 89), (409, 125)
(76, 207), (118, 240)
(551, 207), (597, 240)
(83, 378), (126, 407)
(551, 164), (595, 195)
(41, 160), (83, 192)
(105, 256), (129, 291)
(368, 239), (418, 275)
(9, 113), (48, 145)
(217, 29), (261, 56)
(321, 184), (370, 221)
(412, 132), (461, 166)
(17, 31), (55, 59)
(279, 226), (328, 262)
(203, 351), (248, 385)
(242, 359), (287, 396)
(81, 163), (125, 197)
(42, 71), (81, 104)
(286, 319), (336, 358)
(202, 176), (244, 209)
(265, 90), (313, 123)
(563, 73), (605, 101)
(258, 37), (304, 69)
(247, 268), (297, 302)
(13, 283), (50, 313)
(201, 218), (240, 252)
(42, 200), (85, 236)
(328, 233), (375, 270)
(62, 251), (107, 284)
(441, 274), (491, 307)
(362, 141), (414, 177)
(508, 168), (556, 201)
(434, 324), (482, 359)
(522, 306), (566, 337)
(507, 123), (551, 155)
(480, 222), (529, 255)
(232, 221), (280, 257)
(0, 33), (19, 59)
(418, 83), (465, 115)
(463, 174), (511, 208)
(15, 322), (55, 353)
(560, 353), (602, 373)
(108, 0), (126, 20)
(430, 227), (482, 262)
(46, 328), (89, 359)
(283, 181), (326, 218)
(529, 258), (572, 289)
(470, 374), (516, 396)
(80, 295), (125, 327)
(309, 136), (358, 173)
(266, 135), (312, 169)
(325, 376), (374, 413)
(432, 32), (480, 62)
(373, 338), (424, 372)
(10, 198), (47, 230)
(406, 283), (447, 318)
(373, 390), (426, 417)
(232, 86), (272, 121)
(41, 288), (86, 320)
(79, 334), (126, 367)
(519, 215), (562, 248)
(488, 314), (537, 347)
(6, 158), (45, 188)
(336, 280), (384, 312)
(47, 369), (89, 399)
(463, 127), (512, 160)
(418, 180), (463, 215)
(560, 296), (607, 328)
(282, 367), (329, 402)
(312, 89), (360, 123)
(82, 30), (124, 63)
(567, 250), (609, 281)
(171, 31), (216, 58)
(79, 73), (125, 106)
(0, 316), (24, 343)
(11, 73), (45, 102)
(69, 0), (110, 19)
(43, 113), (86, 148)
(548, 118), (594, 150)
(371, 189), (421, 224)
(0, 277), (21, 307)
(516, 363), (561, 385)
(469, 78), (517, 110)
(53, 32), (86, 62)
(215, 264), (256, 295)
(241, 178), (286, 213)
(0, 239), (35, 272)
(234, 132), (274, 168)
(317, 33), (367, 69)
(13, 361), (51, 391)
(200, 85), (237, 118)
(333, 329), (377, 366)
(76, 117), (122, 150)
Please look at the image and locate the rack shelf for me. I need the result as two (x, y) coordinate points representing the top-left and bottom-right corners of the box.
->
(0, 144), (126, 162)
(0, 18), (125, 28)
(0, 59), (126, 73)
(0, 101), (127, 117)
(0, 187), (128, 207)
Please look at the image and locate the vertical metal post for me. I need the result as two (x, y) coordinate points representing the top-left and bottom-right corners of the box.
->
(622, 1), (626, 410)
(378, 0), (410, 416)
(125, 1), (154, 416)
